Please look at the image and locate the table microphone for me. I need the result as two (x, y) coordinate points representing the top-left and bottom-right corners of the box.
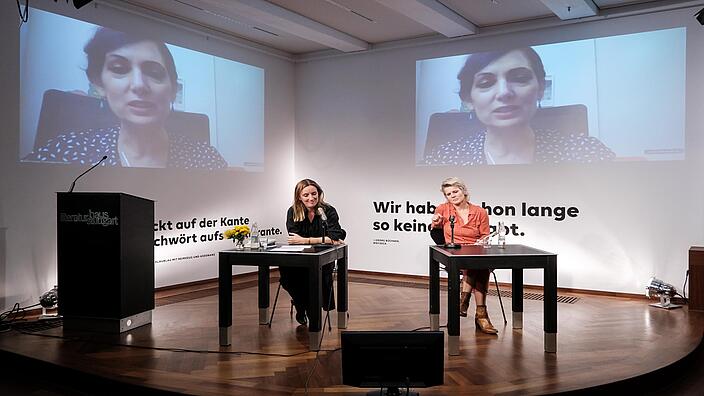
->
(445, 215), (460, 249)
(68, 155), (107, 193)
(316, 207), (333, 249)
(317, 207), (328, 223)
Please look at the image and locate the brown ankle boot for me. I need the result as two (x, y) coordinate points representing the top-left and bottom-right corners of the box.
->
(459, 292), (471, 317)
(475, 305), (498, 334)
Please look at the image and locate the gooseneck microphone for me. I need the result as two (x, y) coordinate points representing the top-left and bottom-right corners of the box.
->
(445, 215), (460, 249)
(68, 155), (107, 193)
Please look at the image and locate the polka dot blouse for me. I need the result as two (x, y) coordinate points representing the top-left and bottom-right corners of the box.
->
(26, 126), (228, 170)
(425, 129), (616, 165)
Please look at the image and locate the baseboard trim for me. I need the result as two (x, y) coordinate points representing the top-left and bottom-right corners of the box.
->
(154, 268), (652, 302)
(15, 267), (659, 319)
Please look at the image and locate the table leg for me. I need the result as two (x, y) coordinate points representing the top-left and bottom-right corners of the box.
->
(544, 256), (557, 353)
(447, 263), (460, 356)
(218, 255), (232, 346)
(429, 250), (440, 331)
(512, 268), (523, 329)
(337, 246), (349, 328)
(308, 264), (323, 351)
(258, 266), (270, 325)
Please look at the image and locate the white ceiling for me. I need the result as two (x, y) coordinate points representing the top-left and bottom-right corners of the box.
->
(103, 0), (704, 57)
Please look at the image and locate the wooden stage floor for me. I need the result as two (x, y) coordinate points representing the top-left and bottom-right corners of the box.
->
(1, 273), (703, 395)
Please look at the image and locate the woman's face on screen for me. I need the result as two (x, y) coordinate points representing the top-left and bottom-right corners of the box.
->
(443, 186), (466, 206)
(98, 40), (175, 128)
(299, 185), (319, 209)
(469, 50), (542, 130)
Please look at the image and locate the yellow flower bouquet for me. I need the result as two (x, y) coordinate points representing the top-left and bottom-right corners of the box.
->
(224, 225), (250, 249)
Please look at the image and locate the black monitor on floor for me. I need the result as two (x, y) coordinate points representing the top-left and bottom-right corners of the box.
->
(341, 331), (444, 391)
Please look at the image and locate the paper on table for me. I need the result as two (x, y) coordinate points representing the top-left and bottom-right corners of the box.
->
(270, 245), (310, 252)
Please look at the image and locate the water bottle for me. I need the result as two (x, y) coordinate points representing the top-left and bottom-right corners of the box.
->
(250, 222), (259, 249)
(497, 221), (506, 248)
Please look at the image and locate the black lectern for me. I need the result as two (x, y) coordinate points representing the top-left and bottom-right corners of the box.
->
(57, 192), (154, 333)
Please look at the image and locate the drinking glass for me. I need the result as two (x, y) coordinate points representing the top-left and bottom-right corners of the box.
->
(497, 221), (506, 248)
(259, 237), (269, 250)
(482, 235), (491, 249)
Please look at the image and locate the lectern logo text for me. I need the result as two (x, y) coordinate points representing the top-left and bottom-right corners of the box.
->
(59, 210), (119, 226)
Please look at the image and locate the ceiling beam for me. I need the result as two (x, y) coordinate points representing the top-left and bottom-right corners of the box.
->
(101, 0), (295, 61)
(375, 0), (476, 37)
(539, 0), (599, 20)
(199, 0), (369, 52)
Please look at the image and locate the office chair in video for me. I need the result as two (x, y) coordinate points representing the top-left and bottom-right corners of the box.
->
(32, 89), (211, 151)
(423, 104), (588, 158)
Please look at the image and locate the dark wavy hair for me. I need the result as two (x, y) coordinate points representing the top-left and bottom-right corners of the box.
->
(84, 27), (178, 89)
(457, 48), (546, 103)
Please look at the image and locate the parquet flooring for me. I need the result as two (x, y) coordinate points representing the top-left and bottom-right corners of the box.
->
(1, 273), (703, 395)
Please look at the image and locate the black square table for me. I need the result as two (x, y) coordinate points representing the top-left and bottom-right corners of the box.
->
(219, 244), (348, 350)
(429, 244), (557, 355)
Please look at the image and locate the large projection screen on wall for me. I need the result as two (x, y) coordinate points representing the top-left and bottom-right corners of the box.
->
(416, 27), (685, 166)
(19, 7), (265, 171)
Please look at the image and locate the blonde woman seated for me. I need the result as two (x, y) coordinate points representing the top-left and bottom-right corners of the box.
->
(284, 179), (346, 326)
(430, 177), (497, 334)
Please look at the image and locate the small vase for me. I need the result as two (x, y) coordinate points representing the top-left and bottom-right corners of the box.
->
(233, 238), (245, 250)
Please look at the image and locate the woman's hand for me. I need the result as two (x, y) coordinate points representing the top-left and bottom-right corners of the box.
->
(332, 239), (345, 245)
(431, 213), (443, 228)
(287, 233), (308, 245)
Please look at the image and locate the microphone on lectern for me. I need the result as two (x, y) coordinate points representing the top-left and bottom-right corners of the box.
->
(68, 155), (107, 193)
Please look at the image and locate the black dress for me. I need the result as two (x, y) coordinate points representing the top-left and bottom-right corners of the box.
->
(282, 204), (346, 314)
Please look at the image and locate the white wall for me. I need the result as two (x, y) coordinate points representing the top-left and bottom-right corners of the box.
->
(294, 8), (704, 294)
(1, 0), (296, 310)
(2, 2), (703, 312)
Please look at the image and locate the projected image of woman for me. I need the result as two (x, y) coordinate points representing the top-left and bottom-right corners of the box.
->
(283, 179), (346, 326)
(27, 27), (227, 169)
(425, 48), (615, 165)
(431, 177), (498, 334)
